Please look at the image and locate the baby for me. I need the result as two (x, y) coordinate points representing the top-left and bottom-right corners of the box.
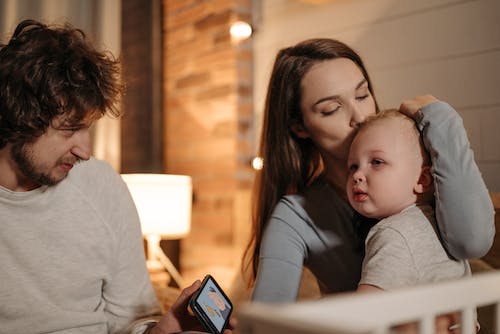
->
(346, 109), (475, 333)
(346, 109), (470, 291)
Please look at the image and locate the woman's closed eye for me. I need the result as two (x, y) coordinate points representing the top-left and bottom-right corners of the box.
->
(321, 107), (340, 116)
(355, 81), (371, 101)
(320, 93), (370, 116)
(355, 94), (369, 101)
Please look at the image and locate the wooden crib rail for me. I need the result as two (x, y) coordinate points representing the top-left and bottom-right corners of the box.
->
(237, 271), (500, 334)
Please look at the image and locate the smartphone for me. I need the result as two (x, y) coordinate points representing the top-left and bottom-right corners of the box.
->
(188, 275), (233, 334)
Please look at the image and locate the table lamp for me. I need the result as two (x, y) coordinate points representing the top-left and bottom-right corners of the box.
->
(121, 173), (192, 288)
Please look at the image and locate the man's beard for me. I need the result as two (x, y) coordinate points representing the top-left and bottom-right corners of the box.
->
(11, 143), (66, 186)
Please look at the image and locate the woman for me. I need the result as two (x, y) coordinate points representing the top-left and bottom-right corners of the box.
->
(244, 38), (494, 303)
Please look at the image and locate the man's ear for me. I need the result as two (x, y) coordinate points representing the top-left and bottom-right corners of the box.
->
(290, 121), (310, 139)
(414, 166), (433, 194)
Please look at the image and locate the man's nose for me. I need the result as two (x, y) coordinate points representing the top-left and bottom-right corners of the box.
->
(70, 129), (91, 161)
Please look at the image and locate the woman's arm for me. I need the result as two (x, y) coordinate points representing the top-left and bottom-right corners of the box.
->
(252, 200), (308, 303)
(400, 96), (495, 259)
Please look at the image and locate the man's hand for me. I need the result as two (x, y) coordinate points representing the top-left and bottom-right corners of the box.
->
(149, 280), (236, 334)
(399, 95), (439, 120)
(150, 280), (204, 334)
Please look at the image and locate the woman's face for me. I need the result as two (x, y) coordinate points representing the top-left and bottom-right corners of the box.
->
(296, 58), (376, 165)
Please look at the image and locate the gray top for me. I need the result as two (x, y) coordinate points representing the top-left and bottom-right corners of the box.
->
(360, 204), (471, 290)
(252, 101), (494, 303)
(0, 158), (160, 333)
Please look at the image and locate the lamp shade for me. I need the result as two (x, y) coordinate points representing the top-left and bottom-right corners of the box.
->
(121, 173), (192, 238)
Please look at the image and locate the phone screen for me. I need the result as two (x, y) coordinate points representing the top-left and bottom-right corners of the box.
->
(189, 275), (232, 334)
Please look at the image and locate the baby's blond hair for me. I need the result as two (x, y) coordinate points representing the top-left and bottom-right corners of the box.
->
(356, 109), (430, 166)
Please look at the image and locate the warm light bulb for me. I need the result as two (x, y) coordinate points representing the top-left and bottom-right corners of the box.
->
(230, 21), (252, 41)
(252, 157), (264, 170)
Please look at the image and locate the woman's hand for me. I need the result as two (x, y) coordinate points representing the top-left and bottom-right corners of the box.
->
(399, 95), (439, 120)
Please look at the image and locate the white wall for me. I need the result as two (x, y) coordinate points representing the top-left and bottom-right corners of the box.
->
(253, 0), (500, 191)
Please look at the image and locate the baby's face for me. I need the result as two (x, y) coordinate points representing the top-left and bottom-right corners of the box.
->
(208, 291), (226, 310)
(346, 117), (423, 219)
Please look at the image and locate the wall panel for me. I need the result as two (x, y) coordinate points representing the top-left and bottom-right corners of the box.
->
(253, 0), (500, 191)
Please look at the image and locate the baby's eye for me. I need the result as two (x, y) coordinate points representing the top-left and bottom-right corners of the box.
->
(348, 163), (358, 173)
(370, 158), (384, 166)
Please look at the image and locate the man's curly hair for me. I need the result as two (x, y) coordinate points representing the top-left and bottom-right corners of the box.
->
(0, 19), (123, 149)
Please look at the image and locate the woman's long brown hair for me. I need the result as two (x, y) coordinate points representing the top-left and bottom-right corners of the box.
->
(243, 38), (379, 286)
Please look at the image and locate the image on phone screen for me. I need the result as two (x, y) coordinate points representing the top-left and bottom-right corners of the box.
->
(189, 275), (232, 334)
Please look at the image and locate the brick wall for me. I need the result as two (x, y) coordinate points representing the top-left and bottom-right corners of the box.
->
(162, 0), (254, 276)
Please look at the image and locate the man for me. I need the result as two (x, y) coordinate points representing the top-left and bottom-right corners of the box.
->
(0, 19), (206, 334)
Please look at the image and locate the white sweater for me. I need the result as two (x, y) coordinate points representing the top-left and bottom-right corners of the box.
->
(0, 158), (160, 333)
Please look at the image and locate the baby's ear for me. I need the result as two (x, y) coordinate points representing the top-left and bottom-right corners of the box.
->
(414, 166), (433, 194)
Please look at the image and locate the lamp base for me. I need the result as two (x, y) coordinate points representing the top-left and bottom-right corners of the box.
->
(147, 260), (171, 287)
(156, 248), (185, 288)
(146, 234), (185, 288)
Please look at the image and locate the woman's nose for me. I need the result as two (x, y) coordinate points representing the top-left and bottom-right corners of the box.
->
(350, 105), (368, 128)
